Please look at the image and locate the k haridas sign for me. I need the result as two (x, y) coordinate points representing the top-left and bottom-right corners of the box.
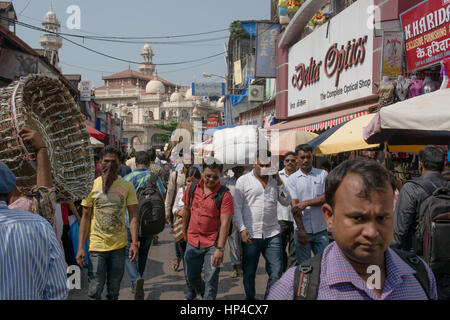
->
(288, 0), (374, 117)
(400, 0), (450, 72)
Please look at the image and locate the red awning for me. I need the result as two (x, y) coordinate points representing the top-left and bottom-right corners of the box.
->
(268, 103), (377, 133)
(86, 125), (106, 141)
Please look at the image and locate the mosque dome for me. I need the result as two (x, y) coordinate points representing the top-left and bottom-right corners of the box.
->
(141, 43), (153, 56)
(43, 9), (60, 27)
(170, 89), (183, 102)
(145, 80), (165, 94)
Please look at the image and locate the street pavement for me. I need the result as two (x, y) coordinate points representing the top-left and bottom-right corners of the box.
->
(68, 225), (270, 300)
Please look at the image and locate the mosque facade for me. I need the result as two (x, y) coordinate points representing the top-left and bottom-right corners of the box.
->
(94, 43), (224, 150)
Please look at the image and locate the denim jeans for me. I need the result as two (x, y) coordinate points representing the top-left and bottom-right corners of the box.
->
(87, 247), (126, 300)
(184, 242), (220, 300)
(241, 234), (283, 300)
(124, 228), (153, 289)
(173, 240), (196, 294)
(279, 220), (297, 272)
(294, 229), (329, 265)
(175, 241), (184, 259)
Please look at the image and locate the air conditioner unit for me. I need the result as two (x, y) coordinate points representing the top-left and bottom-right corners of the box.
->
(248, 85), (264, 102)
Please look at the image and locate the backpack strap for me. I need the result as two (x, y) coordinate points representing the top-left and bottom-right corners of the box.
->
(293, 253), (323, 300)
(148, 172), (158, 188)
(212, 185), (229, 212)
(407, 179), (438, 197)
(211, 185), (230, 245)
(392, 248), (433, 300)
(185, 180), (200, 240)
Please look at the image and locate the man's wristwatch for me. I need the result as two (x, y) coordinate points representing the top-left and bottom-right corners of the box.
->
(216, 246), (225, 252)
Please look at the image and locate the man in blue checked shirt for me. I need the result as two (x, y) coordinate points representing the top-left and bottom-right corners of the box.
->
(268, 160), (438, 300)
(123, 151), (166, 300)
(0, 162), (68, 300)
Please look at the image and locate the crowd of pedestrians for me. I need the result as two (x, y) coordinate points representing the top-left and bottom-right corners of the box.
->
(1, 134), (449, 300)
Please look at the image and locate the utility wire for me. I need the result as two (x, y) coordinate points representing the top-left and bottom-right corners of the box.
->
(18, 0), (32, 15)
(16, 14), (228, 40)
(2, 17), (226, 65)
(12, 17), (228, 44)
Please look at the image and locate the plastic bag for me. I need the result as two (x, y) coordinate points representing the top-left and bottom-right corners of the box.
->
(68, 216), (89, 268)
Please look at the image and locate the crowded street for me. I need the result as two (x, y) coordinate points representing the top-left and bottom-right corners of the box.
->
(1, 0), (449, 305)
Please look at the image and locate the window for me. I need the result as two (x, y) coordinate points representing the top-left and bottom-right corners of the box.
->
(127, 112), (133, 124)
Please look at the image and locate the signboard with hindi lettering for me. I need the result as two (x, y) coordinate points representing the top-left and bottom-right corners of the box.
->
(255, 23), (280, 78)
(400, 0), (450, 72)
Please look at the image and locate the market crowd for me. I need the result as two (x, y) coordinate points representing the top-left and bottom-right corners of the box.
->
(1, 129), (449, 300)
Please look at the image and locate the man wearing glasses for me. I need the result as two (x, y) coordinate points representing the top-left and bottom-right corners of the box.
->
(182, 160), (234, 300)
(278, 152), (298, 272)
(233, 150), (291, 300)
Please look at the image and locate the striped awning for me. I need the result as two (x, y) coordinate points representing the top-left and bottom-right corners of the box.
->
(298, 111), (370, 132)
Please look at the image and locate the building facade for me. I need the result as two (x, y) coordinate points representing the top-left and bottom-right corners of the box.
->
(94, 44), (224, 151)
(271, 0), (434, 135)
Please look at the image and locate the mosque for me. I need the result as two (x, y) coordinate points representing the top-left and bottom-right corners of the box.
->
(94, 43), (225, 150)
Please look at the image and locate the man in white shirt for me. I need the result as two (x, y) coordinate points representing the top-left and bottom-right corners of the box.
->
(277, 152), (298, 272)
(233, 150), (291, 300)
(287, 144), (329, 265)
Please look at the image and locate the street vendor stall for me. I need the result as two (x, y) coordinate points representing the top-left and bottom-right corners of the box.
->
(308, 114), (380, 155)
(363, 89), (450, 145)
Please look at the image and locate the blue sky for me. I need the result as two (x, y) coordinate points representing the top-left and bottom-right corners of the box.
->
(10, 0), (270, 87)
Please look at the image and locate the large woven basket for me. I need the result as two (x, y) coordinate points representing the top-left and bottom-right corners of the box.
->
(0, 74), (95, 201)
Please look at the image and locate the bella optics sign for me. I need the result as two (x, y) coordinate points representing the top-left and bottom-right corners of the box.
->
(292, 35), (369, 90)
(288, 0), (374, 117)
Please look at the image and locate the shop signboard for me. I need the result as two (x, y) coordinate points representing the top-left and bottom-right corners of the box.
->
(80, 81), (91, 101)
(288, 0), (374, 117)
(400, 0), (450, 72)
(256, 23), (280, 78)
(192, 82), (225, 96)
(381, 31), (404, 79)
(206, 116), (219, 129)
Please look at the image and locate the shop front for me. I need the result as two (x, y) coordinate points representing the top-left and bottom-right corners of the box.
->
(272, 0), (378, 135)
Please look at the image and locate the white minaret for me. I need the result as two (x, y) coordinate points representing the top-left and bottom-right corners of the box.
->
(139, 43), (156, 75)
(40, 4), (62, 70)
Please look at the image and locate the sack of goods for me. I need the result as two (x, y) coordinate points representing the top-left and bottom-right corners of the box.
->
(213, 125), (276, 173)
(0, 74), (95, 201)
(213, 125), (259, 166)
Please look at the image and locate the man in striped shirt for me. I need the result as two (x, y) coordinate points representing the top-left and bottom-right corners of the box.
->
(268, 160), (437, 300)
(123, 151), (166, 299)
(0, 162), (68, 300)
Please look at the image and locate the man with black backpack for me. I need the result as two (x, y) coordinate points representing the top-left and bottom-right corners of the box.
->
(123, 151), (166, 300)
(392, 145), (450, 300)
(267, 159), (437, 300)
(182, 160), (234, 300)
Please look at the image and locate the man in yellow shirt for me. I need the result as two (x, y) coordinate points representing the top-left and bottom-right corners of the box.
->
(76, 145), (139, 300)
